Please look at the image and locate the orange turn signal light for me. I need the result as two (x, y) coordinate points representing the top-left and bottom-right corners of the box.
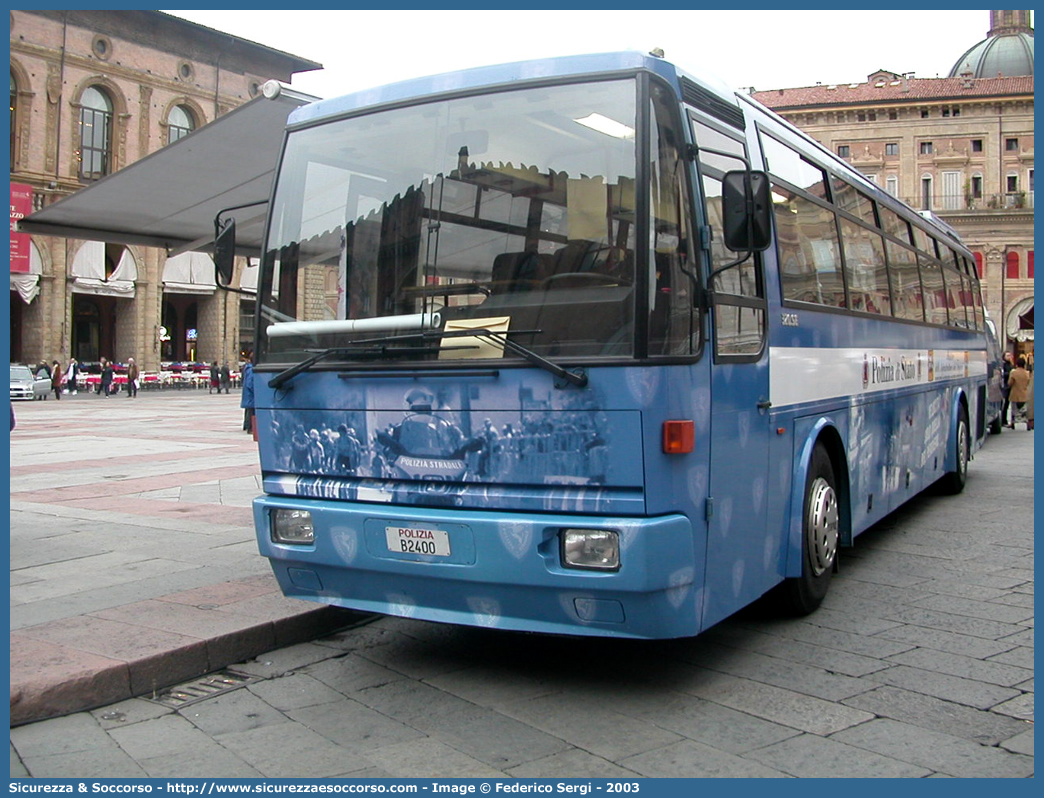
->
(663, 420), (695, 454)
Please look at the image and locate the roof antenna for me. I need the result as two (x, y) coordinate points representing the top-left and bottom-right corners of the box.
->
(649, 48), (665, 58)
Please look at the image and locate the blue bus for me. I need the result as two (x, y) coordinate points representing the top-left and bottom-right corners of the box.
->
(232, 52), (990, 639)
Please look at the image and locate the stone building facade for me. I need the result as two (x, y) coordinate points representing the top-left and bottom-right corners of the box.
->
(752, 10), (1034, 358)
(9, 10), (319, 371)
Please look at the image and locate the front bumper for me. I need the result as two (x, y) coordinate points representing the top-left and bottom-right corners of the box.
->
(254, 496), (703, 640)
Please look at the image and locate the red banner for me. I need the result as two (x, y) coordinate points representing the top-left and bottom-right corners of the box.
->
(10, 182), (34, 273)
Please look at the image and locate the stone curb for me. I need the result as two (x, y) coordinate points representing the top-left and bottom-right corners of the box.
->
(10, 596), (364, 727)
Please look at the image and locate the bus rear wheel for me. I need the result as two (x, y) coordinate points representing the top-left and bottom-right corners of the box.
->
(781, 444), (839, 615)
(937, 405), (969, 495)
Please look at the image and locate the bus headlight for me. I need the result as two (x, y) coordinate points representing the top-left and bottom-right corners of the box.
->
(271, 508), (315, 545)
(561, 528), (620, 571)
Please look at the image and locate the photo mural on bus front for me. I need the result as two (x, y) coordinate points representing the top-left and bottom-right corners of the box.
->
(260, 381), (613, 495)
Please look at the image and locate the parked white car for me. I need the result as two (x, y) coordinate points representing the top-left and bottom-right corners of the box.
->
(10, 364), (50, 401)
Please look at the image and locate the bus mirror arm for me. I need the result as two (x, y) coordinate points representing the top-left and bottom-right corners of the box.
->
(708, 250), (753, 284)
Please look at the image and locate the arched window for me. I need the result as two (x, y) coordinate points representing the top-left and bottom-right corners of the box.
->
(79, 86), (113, 180)
(1006, 250), (1020, 280)
(10, 72), (17, 170)
(167, 104), (195, 144)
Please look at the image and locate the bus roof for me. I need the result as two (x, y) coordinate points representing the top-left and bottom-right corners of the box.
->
(288, 50), (737, 127)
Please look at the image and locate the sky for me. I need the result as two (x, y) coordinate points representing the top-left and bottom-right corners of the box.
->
(160, 9), (1007, 101)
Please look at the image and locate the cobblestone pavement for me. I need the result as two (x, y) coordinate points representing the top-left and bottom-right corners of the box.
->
(9, 390), (354, 726)
(9, 394), (1034, 778)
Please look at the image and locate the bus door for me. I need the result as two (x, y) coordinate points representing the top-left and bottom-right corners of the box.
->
(690, 112), (774, 629)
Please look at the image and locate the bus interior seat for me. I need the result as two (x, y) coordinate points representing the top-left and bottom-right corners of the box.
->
(459, 243), (635, 355)
(549, 239), (607, 276)
(545, 240), (634, 289)
(489, 251), (549, 294)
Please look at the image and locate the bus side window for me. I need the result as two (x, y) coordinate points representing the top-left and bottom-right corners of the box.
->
(941, 260), (968, 328)
(885, 240), (925, 322)
(920, 257), (948, 326)
(771, 184), (845, 308)
(833, 179), (889, 316)
(838, 216), (890, 315)
(949, 248), (976, 330)
(964, 255), (985, 330)
(761, 134), (846, 309)
(690, 116), (765, 359)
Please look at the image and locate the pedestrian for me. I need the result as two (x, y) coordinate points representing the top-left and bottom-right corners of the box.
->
(209, 361), (220, 394)
(1000, 351), (1014, 426)
(220, 361), (231, 394)
(99, 358), (114, 397)
(1007, 355), (1031, 428)
(64, 358), (79, 395)
(51, 359), (63, 400)
(126, 357), (140, 398)
(240, 359), (255, 434)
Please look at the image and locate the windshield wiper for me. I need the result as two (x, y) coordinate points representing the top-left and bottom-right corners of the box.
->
(472, 330), (588, 388)
(267, 343), (474, 390)
(350, 328), (587, 388)
(267, 328), (587, 391)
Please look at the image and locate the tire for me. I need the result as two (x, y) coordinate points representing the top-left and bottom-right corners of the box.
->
(937, 405), (970, 495)
(780, 443), (840, 615)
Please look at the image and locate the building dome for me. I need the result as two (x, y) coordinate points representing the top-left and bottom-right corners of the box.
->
(949, 10), (1034, 77)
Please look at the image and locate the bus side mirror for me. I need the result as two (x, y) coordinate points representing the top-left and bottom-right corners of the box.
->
(722, 170), (772, 252)
(214, 218), (236, 286)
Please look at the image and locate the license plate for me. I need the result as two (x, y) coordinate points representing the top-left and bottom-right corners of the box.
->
(385, 525), (451, 557)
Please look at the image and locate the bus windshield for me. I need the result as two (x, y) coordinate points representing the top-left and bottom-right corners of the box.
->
(258, 79), (641, 365)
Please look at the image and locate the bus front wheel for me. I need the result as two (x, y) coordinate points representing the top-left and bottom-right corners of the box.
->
(781, 443), (839, 615)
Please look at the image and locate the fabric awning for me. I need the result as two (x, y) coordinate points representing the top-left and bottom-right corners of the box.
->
(10, 239), (42, 303)
(240, 260), (259, 292)
(1007, 296), (1035, 342)
(163, 251), (216, 295)
(71, 241), (137, 297)
(19, 86), (316, 258)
